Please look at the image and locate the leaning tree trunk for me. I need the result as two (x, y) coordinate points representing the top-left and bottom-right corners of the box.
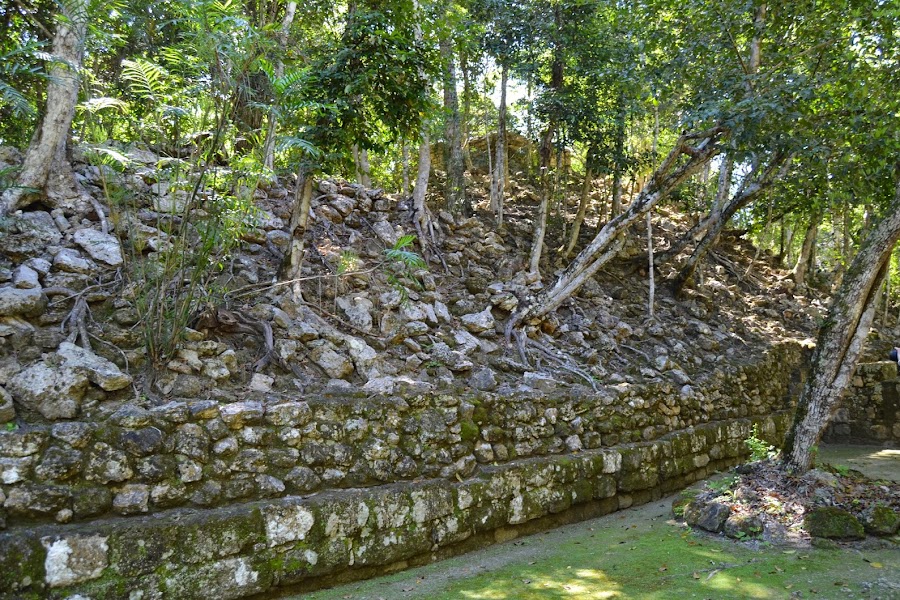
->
(506, 127), (726, 332)
(783, 178), (900, 472)
(1, 0), (88, 216)
(440, 34), (467, 215)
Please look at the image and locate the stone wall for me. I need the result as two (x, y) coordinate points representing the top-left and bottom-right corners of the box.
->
(823, 361), (900, 445)
(0, 342), (804, 598)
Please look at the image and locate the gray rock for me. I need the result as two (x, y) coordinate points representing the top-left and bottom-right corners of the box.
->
(461, 308), (495, 333)
(523, 371), (557, 393)
(265, 402), (311, 427)
(248, 372), (274, 392)
(84, 442), (133, 484)
(0, 211), (61, 259)
(73, 228), (123, 266)
(684, 500), (731, 533)
(433, 300), (452, 323)
(404, 320), (430, 336)
(12, 264), (40, 289)
(41, 534), (108, 587)
(0, 428), (47, 456)
(8, 361), (90, 420)
(469, 368), (497, 391)
(119, 427), (163, 457)
(219, 401), (264, 429)
(372, 220), (398, 246)
(0, 285), (47, 317)
(25, 257), (52, 276)
(308, 342), (354, 379)
(363, 376), (396, 395)
(4, 483), (70, 518)
(0, 455), (34, 483)
(285, 466), (321, 493)
(53, 248), (95, 274)
(57, 341), (133, 391)
(0, 386), (15, 422)
(112, 484), (149, 515)
(34, 447), (82, 481)
(336, 295), (374, 332)
(431, 342), (473, 371)
(51, 422), (96, 448)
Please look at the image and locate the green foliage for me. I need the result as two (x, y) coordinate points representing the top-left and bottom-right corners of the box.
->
(745, 425), (778, 462)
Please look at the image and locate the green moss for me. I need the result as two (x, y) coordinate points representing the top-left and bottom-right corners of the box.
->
(459, 420), (479, 443)
(671, 488), (700, 517)
(805, 506), (865, 540)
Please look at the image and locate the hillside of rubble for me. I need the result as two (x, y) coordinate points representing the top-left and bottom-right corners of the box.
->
(0, 142), (843, 427)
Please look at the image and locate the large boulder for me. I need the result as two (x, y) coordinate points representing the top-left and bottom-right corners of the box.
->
(804, 506), (865, 540)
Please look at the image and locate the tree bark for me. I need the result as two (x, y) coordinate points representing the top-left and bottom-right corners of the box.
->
(280, 169), (314, 300)
(489, 65), (507, 225)
(401, 140), (410, 197)
(564, 164), (592, 258)
(262, 1), (297, 171)
(793, 210), (821, 286)
(1, 0), (88, 216)
(783, 178), (900, 472)
(506, 127), (726, 332)
(440, 34), (467, 215)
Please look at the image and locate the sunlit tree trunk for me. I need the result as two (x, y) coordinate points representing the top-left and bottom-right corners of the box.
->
(441, 34), (467, 214)
(489, 64), (507, 225)
(564, 162), (592, 258)
(1, 0), (88, 216)
(280, 169), (314, 301)
(793, 210), (821, 286)
(784, 179), (900, 472)
(262, 1), (297, 171)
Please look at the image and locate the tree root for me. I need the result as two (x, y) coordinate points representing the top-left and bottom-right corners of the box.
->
(193, 305), (288, 373)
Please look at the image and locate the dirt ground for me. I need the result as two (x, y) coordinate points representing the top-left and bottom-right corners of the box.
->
(295, 445), (899, 600)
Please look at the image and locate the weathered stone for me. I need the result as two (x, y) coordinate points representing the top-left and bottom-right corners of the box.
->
(523, 371), (557, 393)
(4, 484), (70, 517)
(265, 402), (312, 427)
(861, 505), (900, 536)
(308, 343), (354, 379)
(336, 295), (374, 332)
(723, 513), (764, 539)
(248, 372), (274, 392)
(51, 422), (95, 448)
(84, 442), (133, 484)
(0, 427), (46, 456)
(12, 264), (40, 289)
(42, 535), (108, 587)
(460, 308), (495, 333)
(0, 455), (34, 483)
(220, 401), (264, 429)
(430, 342), (473, 371)
(0, 386), (14, 422)
(469, 367), (497, 391)
(113, 484), (150, 515)
(0, 211), (61, 259)
(684, 500), (731, 533)
(57, 342), (132, 392)
(53, 248), (95, 274)
(34, 446), (82, 481)
(265, 504), (315, 547)
(8, 361), (90, 420)
(107, 405), (151, 428)
(0, 286), (47, 317)
(73, 228), (124, 266)
(804, 506), (865, 540)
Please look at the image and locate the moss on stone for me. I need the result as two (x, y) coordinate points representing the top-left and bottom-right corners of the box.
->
(459, 420), (479, 443)
(804, 506), (865, 540)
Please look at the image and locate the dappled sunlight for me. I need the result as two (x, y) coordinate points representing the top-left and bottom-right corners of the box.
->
(456, 567), (623, 599)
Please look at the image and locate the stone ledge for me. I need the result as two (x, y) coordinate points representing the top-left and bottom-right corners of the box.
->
(0, 411), (791, 599)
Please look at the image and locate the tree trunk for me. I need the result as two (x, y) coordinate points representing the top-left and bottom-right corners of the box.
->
(489, 65), (507, 224)
(440, 35), (467, 215)
(412, 134), (436, 244)
(280, 169), (314, 300)
(672, 153), (788, 296)
(647, 209), (655, 318)
(262, 1), (297, 171)
(506, 127), (726, 331)
(352, 145), (372, 188)
(564, 164), (592, 258)
(610, 97), (627, 217)
(793, 210), (821, 286)
(783, 179), (900, 472)
(401, 141), (410, 197)
(1, 0), (88, 216)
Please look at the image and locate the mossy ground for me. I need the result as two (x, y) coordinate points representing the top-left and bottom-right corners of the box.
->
(299, 497), (898, 600)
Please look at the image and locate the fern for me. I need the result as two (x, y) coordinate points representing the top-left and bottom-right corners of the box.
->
(384, 235), (426, 270)
(121, 59), (169, 102)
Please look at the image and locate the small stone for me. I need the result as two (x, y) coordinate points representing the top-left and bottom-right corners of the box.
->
(308, 343), (354, 379)
(112, 484), (149, 515)
(34, 447), (82, 480)
(107, 405), (151, 428)
(404, 320), (429, 336)
(565, 435), (583, 452)
(73, 228), (123, 266)
(248, 372), (274, 392)
(684, 500), (731, 533)
(0, 455), (34, 483)
(57, 341), (133, 391)
(51, 422), (95, 448)
(5, 484), (70, 517)
(0, 285), (47, 317)
(461, 308), (495, 333)
(84, 443), (132, 484)
(0, 386), (16, 423)
(285, 466), (321, 493)
(336, 295), (374, 332)
(53, 249), (95, 274)
(363, 376), (396, 395)
(265, 402), (311, 427)
(12, 265), (40, 289)
(219, 401), (264, 429)
(201, 358), (230, 380)
(862, 506), (900, 536)
(42, 535), (108, 587)
(523, 371), (557, 393)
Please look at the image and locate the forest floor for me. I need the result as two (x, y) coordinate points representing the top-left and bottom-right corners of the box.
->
(297, 445), (899, 600)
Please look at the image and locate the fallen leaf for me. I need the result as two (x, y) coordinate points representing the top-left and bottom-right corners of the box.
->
(692, 572), (701, 580)
(870, 562), (883, 569)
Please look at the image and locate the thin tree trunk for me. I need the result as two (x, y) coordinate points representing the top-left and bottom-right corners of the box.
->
(647, 210), (655, 318)
(401, 141), (410, 197)
(440, 34), (467, 215)
(506, 127), (726, 331)
(489, 64), (507, 224)
(784, 179), (900, 472)
(793, 210), (821, 286)
(564, 164), (592, 258)
(1, 0), (88, 215)
(262, 0), (297, 171)
(610, 97), (627, 217)
(412, 134), (435, 243)
(280, 169), (314, 300)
